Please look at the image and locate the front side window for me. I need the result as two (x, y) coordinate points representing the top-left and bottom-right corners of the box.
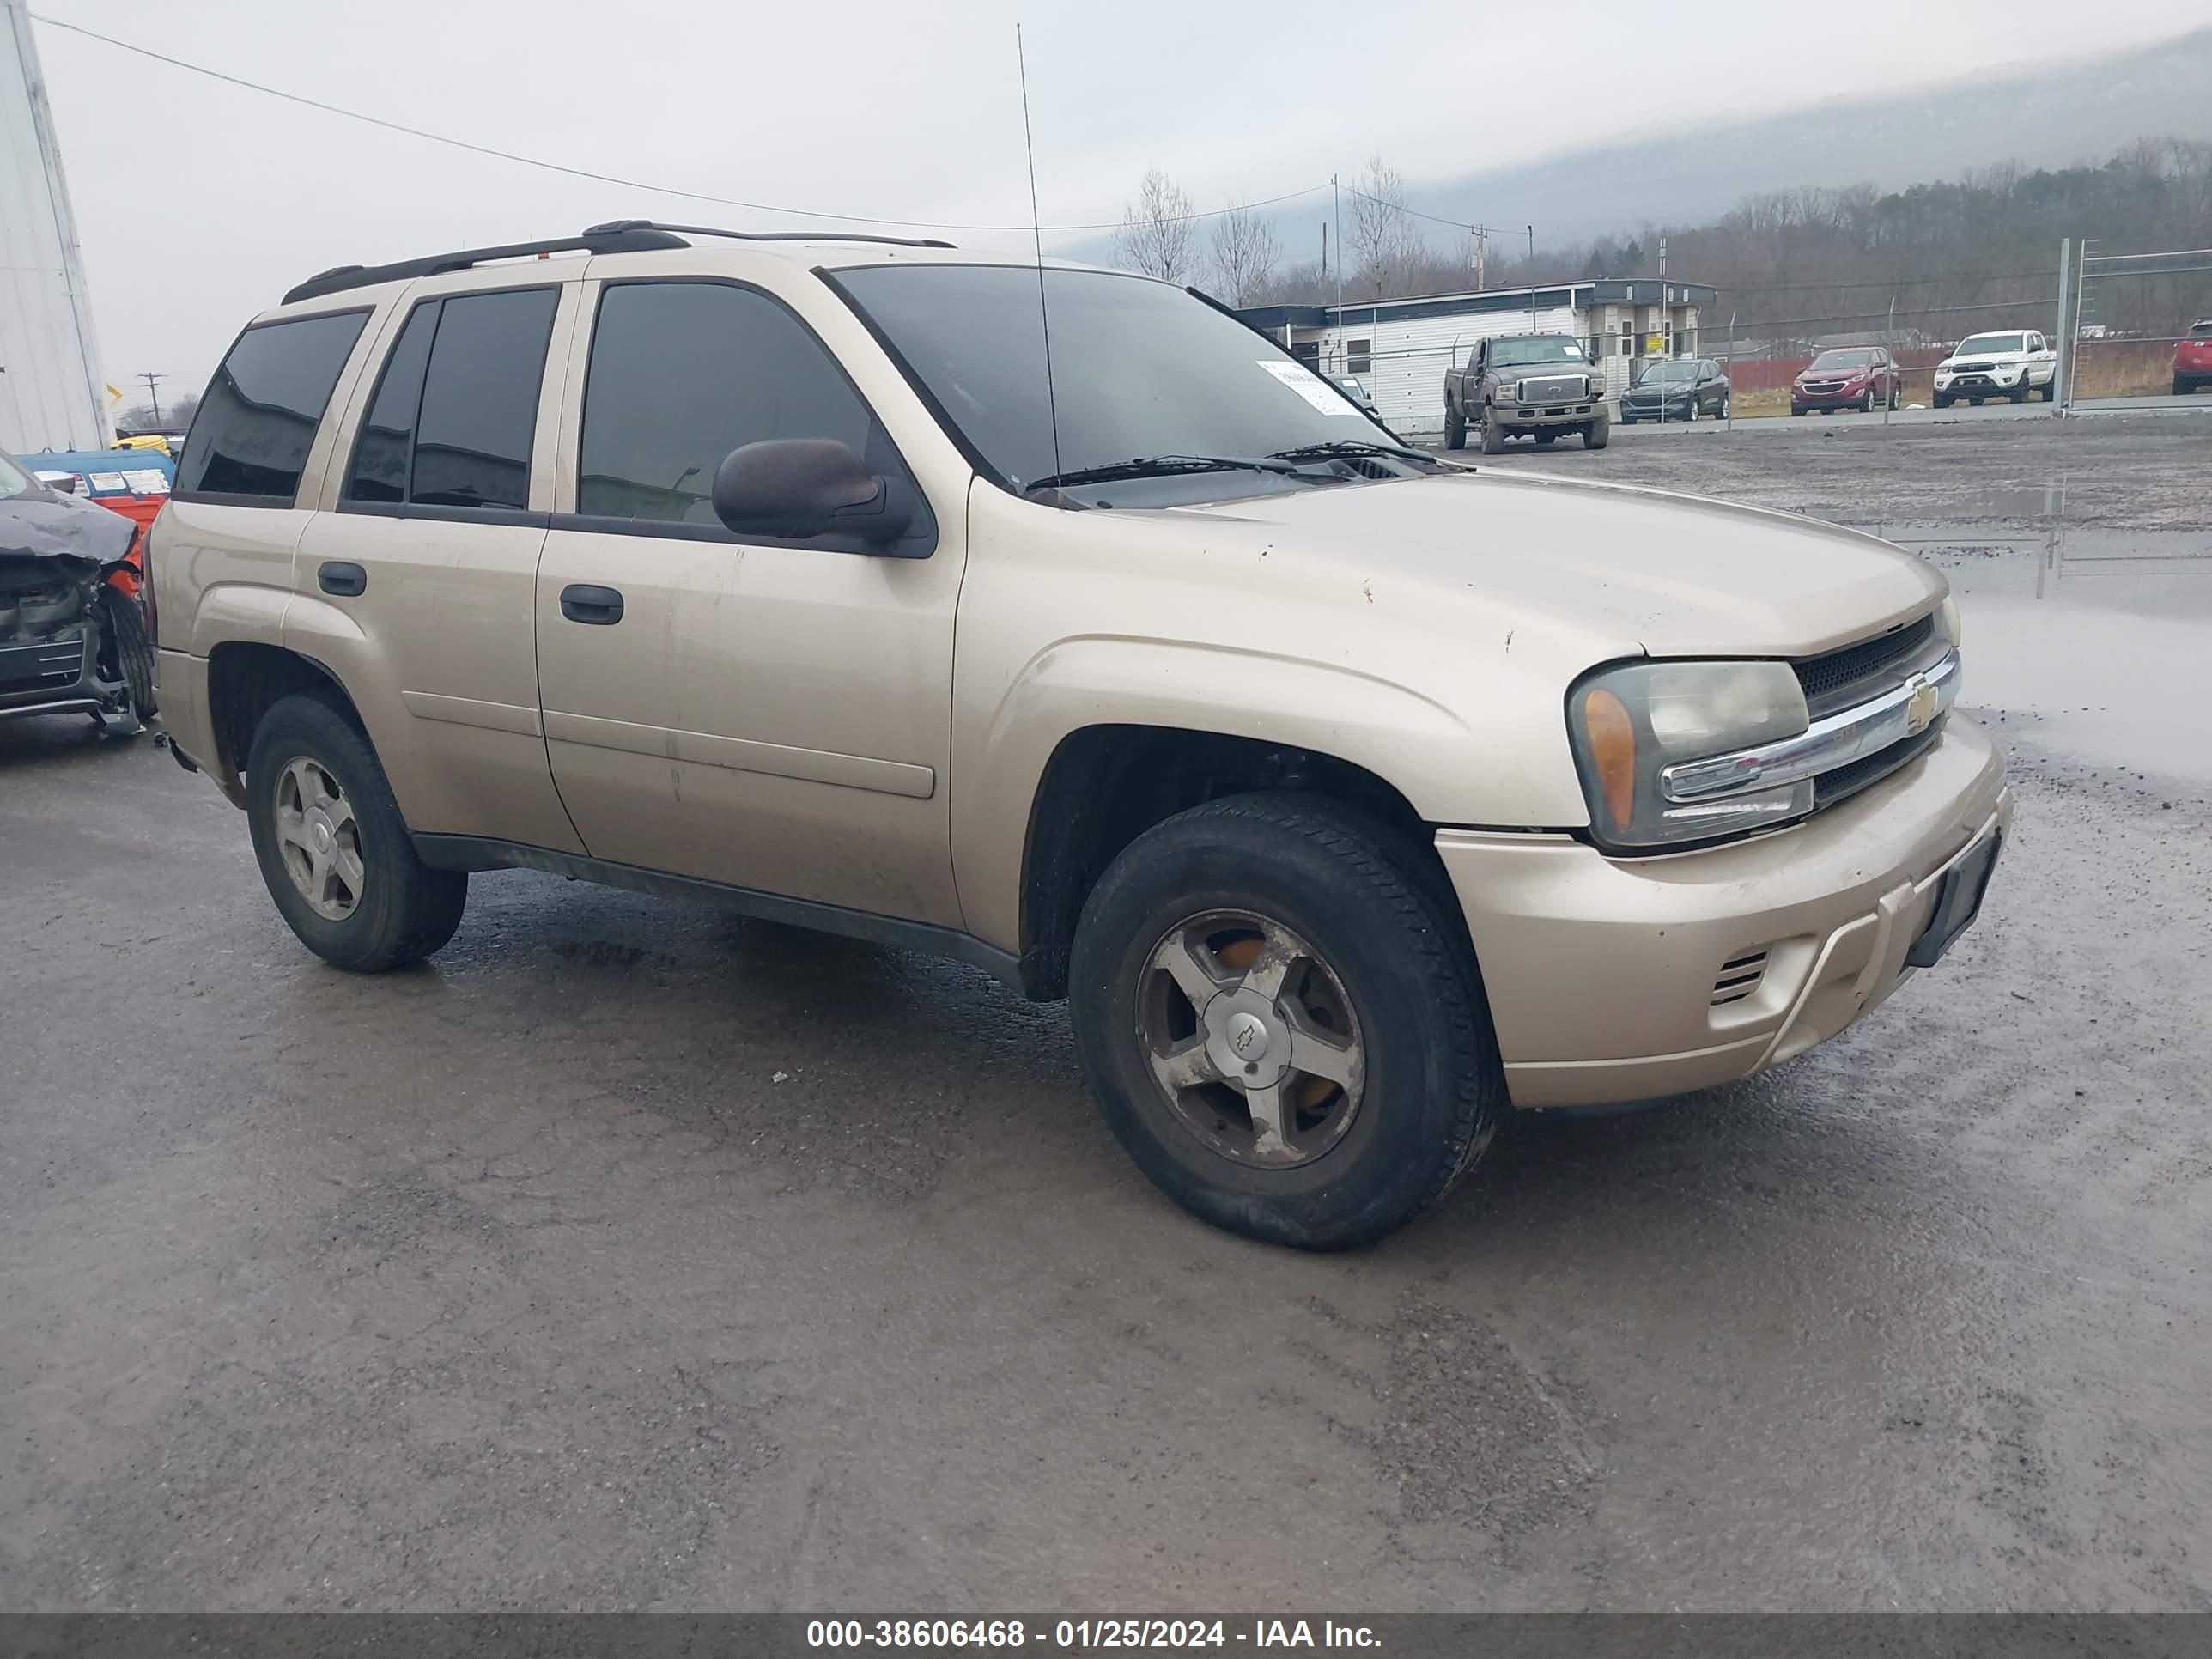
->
(831, 264), (1382, 495)
(0, 450), (33, 501)
(179, 310), (368, 502)
(578, 281), (880, 526)
(342, 287), (556, 512)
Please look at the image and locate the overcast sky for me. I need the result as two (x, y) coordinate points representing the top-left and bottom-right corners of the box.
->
(29, 0), (2209, 399)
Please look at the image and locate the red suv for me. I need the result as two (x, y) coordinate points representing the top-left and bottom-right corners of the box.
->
(1792, 347), (1899, 415)
(2173, 321), (2212, 396)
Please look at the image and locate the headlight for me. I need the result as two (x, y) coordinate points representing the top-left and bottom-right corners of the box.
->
(1567, 660), (1812, 849)
(1493, 383), (1517, 404)
(1938, 594), (1962, 648)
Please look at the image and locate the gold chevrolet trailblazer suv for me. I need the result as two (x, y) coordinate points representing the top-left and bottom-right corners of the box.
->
(151, 222), (2010, 1248)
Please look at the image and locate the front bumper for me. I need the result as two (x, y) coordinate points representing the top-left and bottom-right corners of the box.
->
(1935, 369), (2024, 395)
(0, 628), (118, 722)
(1493, 400), (1601, 430)
(1436, 715), (2011, 1108)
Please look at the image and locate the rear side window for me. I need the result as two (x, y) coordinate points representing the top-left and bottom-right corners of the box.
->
(343, 287), (558, 513)
(179, 310), (368, 503)
(578, 281), (876, 526)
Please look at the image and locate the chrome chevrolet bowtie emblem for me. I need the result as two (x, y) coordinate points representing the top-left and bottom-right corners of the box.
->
(1905, 675), (1938, 735)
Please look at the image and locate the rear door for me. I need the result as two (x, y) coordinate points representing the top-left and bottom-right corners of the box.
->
(295, 272), (583, 852)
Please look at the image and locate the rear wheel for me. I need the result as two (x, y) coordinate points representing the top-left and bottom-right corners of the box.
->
(1443, 403), (1466, 450)
(246, 693), (467, 972)
(1068, 793), (1501, 1249)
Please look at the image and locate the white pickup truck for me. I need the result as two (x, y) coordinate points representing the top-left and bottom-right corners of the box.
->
(1932, 330), (2057, 406)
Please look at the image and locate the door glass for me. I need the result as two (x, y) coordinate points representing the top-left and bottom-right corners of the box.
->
(343, 301), (438, 503)
(179, 310), (368, 502)
(410, 288), (559, 510)
(579, 282), (876, 526)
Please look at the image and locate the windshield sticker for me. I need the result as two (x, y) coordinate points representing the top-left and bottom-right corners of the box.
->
(1258, 360), (1362, 415)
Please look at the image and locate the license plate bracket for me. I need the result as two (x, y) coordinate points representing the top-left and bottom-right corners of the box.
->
(1906, 830), (2001, 969)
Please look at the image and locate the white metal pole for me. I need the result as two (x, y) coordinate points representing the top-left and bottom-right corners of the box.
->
(6, 0), (112, 448)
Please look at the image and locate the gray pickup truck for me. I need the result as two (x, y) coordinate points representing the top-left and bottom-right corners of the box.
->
(1444, 333), (1609, 453)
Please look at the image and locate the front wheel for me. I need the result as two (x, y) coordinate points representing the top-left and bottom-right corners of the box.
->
(1443, 403), (1466, 450)
(246, 693), (468, 973)
(2008, 381), (2029, 404)
(1480, 408), (1507, 453)
(1583, 409), (1609, 449)
(1069, 793), (1501, 1249)
(1934, 393), (1954, 408)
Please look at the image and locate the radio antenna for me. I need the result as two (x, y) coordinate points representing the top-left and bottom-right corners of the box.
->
(1015, 24), (1063, 488)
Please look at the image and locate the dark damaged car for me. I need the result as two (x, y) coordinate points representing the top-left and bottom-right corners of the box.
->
(0, 448), (157, 735)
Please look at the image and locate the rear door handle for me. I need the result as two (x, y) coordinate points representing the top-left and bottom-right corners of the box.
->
(560, 584), (624, 626)
(318, 561), (367, 597)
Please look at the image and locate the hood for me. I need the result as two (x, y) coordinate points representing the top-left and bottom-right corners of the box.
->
(0, 482), (137, 567)
(1172, 468), (1943, 659)
(1942, 350), (2028, 366)
(1798, 365), (1869, 380)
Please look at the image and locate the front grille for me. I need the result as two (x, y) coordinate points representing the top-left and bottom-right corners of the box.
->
(1711, 950), (1770, 1007)
(1954, 360), (1994, 372)
(1814, 720), (1941, 809)
(1793, 613), (1936, 714)
(1517, 374), (1585, 403)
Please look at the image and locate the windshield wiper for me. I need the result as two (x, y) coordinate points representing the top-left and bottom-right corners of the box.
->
(1265, 439), (1436, 467)
(1022, 454), (1311, 494)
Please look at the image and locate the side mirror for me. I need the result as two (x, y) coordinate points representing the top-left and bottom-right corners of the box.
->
(710, 438), (915, 544)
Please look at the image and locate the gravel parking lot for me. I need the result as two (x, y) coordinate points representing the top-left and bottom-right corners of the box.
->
(3, 416), (2206, 1613)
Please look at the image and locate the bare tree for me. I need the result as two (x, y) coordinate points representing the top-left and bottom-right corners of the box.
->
(1346, 156), (1425, 297)
(1207, 201), (1282, 306)
(1113, 168), (1199, 282)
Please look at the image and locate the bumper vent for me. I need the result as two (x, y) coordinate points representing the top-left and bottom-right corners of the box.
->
(1711, 950), (1770, 1007)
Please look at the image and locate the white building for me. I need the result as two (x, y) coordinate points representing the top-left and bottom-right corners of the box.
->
(1237, 278), (1716, 435)
(2, 0), (112, 454)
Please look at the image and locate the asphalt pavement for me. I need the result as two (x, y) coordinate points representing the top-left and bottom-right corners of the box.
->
(3, 416), (2206, 1613)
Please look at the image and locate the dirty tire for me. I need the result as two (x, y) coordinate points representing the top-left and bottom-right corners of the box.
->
(96, 586), (157, 719)
(1583, 408), (1609, 449)
(1068, 792), (1502, 1250)
(246, 692), (467, 972)
(1443, 404), (1467, 450)
(1480, 409), (1507, 453)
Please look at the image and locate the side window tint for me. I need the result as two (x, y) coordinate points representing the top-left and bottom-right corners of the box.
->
(579, 282), (876, 526)
(411, 289), (559, 511)
(179, 311), (368, 502)
(344, 302), (437, 503)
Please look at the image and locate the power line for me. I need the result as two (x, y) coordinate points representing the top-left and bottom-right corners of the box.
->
(28, 12), (1328, 235)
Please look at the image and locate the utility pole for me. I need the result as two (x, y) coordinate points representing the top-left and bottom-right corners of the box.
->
(136, 369), (163, 430)
(1526, 223), (1534, 264)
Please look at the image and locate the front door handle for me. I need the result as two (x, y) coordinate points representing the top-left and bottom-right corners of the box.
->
(560, 584), (624, 626)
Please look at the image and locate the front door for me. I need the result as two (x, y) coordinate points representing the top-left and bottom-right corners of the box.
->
(533, 276), (964, 927)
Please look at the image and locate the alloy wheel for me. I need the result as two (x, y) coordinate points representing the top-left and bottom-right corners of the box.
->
(272, 756), (366, 921)
(1136, 908), (1365, 1168)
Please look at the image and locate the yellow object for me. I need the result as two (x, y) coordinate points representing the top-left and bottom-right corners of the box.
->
(113, 434), (173, 455)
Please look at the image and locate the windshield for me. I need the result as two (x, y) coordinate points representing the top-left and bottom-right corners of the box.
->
(1488, 337), (1587, 368)
(1954, 333), (2027, 356)
(1637, 361), (1698, 383)
(832, 264), (1382, 494)
(0, 451), (35, 501)
(1808, 349), (1873, 370)
(2192, 321), (2212, 338)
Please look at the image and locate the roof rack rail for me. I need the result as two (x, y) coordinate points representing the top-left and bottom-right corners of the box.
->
(584, 218), (957, 251)
(281, 227), (691, 306)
